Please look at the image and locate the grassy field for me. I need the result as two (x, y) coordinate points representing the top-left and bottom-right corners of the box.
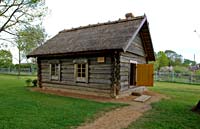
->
(127, 82), (200, 129)
(0, 74), (122, 129)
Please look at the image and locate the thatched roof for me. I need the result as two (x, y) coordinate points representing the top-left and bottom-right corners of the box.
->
(27, 15), (155, 61)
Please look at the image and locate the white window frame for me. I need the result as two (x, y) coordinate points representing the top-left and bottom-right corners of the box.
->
(73, 59), (88, 83)
(49, 61), (60, 81)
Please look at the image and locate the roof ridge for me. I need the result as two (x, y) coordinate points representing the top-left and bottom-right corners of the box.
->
(59, 15), (144, 33)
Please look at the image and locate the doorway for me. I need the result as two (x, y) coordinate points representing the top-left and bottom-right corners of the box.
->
(130, 63), (136, 86)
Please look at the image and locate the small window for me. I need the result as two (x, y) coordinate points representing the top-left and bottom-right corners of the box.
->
(74, 63), (88, 83)
(77, 64), (86, 77)
(50, 64), (60, 80)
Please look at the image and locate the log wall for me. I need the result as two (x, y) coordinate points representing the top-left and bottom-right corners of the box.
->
(119, 33), (147, 93)
(39, 56), (113, 96)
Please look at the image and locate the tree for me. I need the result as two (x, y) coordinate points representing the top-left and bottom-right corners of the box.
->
(156, 51), (169, 71)
(0, 49), (12, 67)
(15, 25), (46, 76)
(165, 50), (176, 66)
(0, 0), (46, 42)
(183, 59), (195, 66)
(16, 25), (46, 56)
(164, 50), (183, 66)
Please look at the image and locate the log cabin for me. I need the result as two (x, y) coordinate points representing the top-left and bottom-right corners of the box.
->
(27, 13), (155, 98)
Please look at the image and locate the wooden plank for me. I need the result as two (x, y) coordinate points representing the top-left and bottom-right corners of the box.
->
(134, 95), (151, 102)
(120, 52), (146, 64)
(127, 44), (145, 57)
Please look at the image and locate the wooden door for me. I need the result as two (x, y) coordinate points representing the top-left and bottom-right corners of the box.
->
(136, 64), (154, 86)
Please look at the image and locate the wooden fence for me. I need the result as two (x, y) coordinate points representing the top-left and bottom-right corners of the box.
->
(154, 71), (200, 84)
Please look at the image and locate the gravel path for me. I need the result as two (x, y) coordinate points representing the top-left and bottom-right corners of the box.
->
(77, 91), (164, 129)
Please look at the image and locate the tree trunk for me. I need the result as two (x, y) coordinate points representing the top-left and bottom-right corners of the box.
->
(192, 100), (200, 112)
(196, 100), (200, 110)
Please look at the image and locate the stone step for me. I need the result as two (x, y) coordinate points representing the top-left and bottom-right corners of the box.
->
(134, 95), (151, 102)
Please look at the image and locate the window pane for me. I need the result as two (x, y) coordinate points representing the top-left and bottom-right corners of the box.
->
(82, 68), (85, 73)
(78, 64), (81, 69)
(51, 64), (55, 75)
(82, 73), (86, 77)
(76, 63), (87, 82)
(82, 64), (86, 69)
(51, 64), (59, 78)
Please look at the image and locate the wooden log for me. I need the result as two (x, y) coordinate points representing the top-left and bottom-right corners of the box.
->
(120, 75), (129, 81)
(61, 69), (74, 74)
(41, 69), (49, 73)
(120, 71), (129, 76)
(89, 69), (112, 74)
(89, 65), (111, 70)
(90, 73), (112, 79)
(120, 66), (129, 72)
(61, 65), (74, 69)
(89, 78), (112, 85)
(120, 52), (146, 64)
(42, 81), (111, 90)
(41, 74), (49, 78)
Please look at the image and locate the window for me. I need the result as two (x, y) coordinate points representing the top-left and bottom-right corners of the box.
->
(77, 64), (86, 78)
(50, 63), (60, 80)
(74, 59), (88, 83)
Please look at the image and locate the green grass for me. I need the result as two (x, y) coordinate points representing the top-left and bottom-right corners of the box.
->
(0, 74), (123, 129)
(127, 82), (200, 129)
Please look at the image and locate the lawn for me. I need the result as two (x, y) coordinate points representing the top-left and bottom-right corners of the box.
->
(0, 74), (122, 129)
(127, 82), (200, 129)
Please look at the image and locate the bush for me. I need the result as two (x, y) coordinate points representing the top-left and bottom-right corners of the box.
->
(25, 79), (32, 86)
(32, 79), (37, 87)
(174, 66), (191, 74)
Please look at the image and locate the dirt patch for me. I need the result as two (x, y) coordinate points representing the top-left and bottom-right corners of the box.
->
(30, 87), (166, 129)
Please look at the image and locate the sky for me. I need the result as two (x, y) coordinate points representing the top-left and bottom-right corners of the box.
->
(12, 0), (200, 63)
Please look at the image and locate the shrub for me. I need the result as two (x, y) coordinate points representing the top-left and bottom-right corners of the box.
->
(25, 79), (32, 86)
(32, 79), (37, 86)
